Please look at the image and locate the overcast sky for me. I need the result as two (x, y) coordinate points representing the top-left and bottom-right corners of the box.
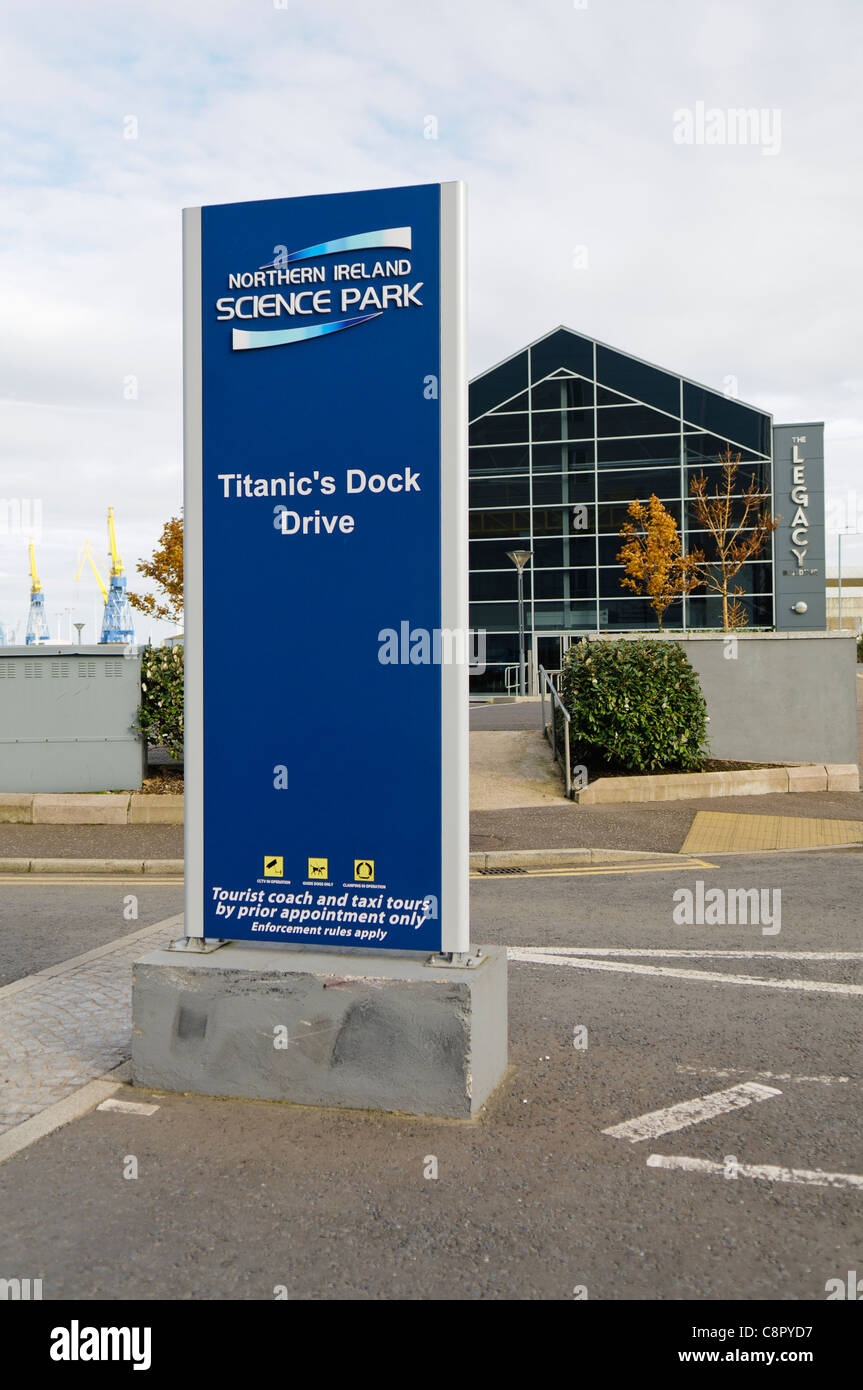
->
(1, 0), (861, 643)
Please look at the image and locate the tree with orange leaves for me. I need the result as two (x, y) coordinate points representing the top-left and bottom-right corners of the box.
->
(128, 513), (183, 624)
(617, 494), (697, 630)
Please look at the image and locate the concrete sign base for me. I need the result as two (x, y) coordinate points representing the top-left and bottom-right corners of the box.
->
(131, 943), (507, 1119)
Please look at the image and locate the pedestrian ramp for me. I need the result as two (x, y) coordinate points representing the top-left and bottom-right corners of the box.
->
(469, 730), (564, 810)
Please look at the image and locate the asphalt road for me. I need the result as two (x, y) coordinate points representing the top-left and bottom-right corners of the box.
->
(0, 851), (860, 1300)
(0, 882), (184, 986)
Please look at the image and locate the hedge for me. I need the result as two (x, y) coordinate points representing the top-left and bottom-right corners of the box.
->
(137, 644), (184, 761)
(559, 638), (709, 775)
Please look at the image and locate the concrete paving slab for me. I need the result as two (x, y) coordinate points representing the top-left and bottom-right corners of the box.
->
(0, 915), (181, 1136)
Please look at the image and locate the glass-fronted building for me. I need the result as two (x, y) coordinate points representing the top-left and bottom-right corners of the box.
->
(469, 326), (783, 694)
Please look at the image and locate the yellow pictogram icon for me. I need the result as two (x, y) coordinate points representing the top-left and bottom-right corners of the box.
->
(264, 855), (283, 878)
(307, 857), (329, 879)
(354, 859), (375, 882)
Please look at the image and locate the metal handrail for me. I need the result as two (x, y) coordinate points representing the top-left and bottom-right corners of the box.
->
(538, 664), (573, 798)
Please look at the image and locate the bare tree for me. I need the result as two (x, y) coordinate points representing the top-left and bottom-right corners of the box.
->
(688, 448), (779, 630)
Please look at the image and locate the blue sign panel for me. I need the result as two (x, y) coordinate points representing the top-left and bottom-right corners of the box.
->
(184, 183), (468, 953)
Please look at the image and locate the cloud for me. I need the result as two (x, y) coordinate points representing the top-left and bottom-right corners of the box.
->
(1, 0), (861, 643)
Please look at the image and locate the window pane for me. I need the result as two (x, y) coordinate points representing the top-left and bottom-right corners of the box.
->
(532, 377), (594, 410)
(597, 404), (679, 437)
(533, 600), (598, 630)
(481, 635), (521, 663)
(531, 441), (594, 472)
(470, 666), (512, 695)
(598, 500), (682, 533)
(683, 384), (772, 455)
(469, 508), (530, 538)
(530, 329), (594, 382)
(685, 458), (771, 493)
(687, 561), (773, 595)
(596, 467), (681, 501)
(531, 536), (596, 568)
(533, 568), (597, 599)
(469, 476), (530, 508)
(598, 535), (633, 564)
(686, 593), (773, 627)
(469, 350), (528, 420)
(599, 597), (684, 629)
(488, 389), (530, 413)
(469, 602), (521, 631)
(532, 408), (594, 442)
(470, 444), (531, 475)
(596, 385), (636, 406)
(686, 510), (773, 542)
(469, 413), (530, 446)
(531, 472), (595, 505)
(596, 346), (680, 414)
(469, 569), (525, 602)
(532, 505), (596, 537)
(598, 437), (681, 467)
(470, 540), (525, 570)
(597, 564), (627, 594)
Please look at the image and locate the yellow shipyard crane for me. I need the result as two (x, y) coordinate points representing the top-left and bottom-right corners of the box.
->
(75, 540), (108, 601)
(25, 538), (49, 644)
(75, 510), (135, 643)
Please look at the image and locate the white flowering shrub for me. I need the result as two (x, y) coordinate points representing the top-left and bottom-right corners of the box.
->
(138, 645), (184, 760)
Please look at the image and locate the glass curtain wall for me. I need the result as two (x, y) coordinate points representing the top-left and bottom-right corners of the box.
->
(469, 328), (774, 694)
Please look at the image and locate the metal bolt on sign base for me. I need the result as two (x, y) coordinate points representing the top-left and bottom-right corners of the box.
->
(168, 937), (229, 954)
(427, 950), (488, 969)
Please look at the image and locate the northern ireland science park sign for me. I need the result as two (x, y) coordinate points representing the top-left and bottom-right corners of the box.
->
(182, 182), (468, 955)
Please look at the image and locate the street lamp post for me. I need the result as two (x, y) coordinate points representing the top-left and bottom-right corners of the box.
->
(506, 549), (533, 696)
(836, 530), (859, 630)
(74, 623), (85, 646)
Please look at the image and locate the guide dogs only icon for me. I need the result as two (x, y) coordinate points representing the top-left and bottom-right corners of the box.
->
(354, 859), (375, 882)
(307, 858), (329, 879)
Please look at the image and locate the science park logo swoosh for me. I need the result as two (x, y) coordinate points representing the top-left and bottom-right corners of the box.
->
(230, 226), (412, 352)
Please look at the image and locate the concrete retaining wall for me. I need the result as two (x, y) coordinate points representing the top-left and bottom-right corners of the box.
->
(583, 632), (858, 767)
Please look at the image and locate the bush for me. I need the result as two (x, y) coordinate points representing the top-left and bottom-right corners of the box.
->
(138, 644), (184, 760)
(559, 638), (709, 775)
(857, 634), (863, 664)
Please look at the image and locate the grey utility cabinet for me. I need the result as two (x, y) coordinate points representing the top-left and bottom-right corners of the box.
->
(0, 645), (145, 792)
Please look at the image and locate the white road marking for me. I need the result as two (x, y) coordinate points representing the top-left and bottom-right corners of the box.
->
(507, 948), (863, 996)
(602, 1082), (781, 1143)
(646, 1153), (863, 1190)
(517, 947), (863, 962)
(676, 1065), (852, 1086)
(96, 1098), (159, 1116)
